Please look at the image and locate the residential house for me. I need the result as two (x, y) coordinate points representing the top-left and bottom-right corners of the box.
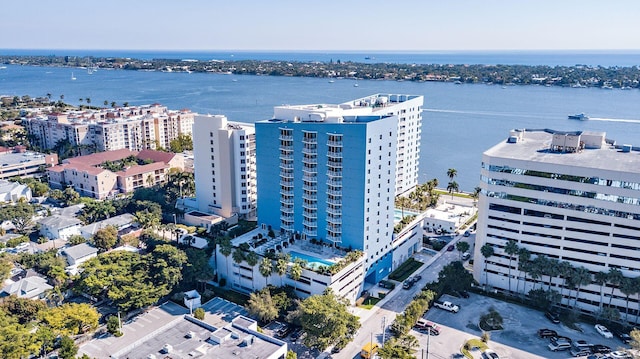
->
(38, 215), (83, 240)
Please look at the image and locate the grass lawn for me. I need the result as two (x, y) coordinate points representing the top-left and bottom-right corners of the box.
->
(358, 296), (383, 310)
(388, 258), (423, 282)
(208, 286), (250, 306)
(461, 338), (489, 358)
(434, 189), (472, 199)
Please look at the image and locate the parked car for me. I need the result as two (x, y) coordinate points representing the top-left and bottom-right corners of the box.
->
(537, 328), (558, 338)
(545, 310), (561, 324)
(595, 324), (613, 339)
(570, 344), (591, 357)
(461, 252), (471, 260)
(590, 344), (612, 354)
(548, 341), (572, 352)
(458, 290), (470, 298)
(464, 230), (471, 237)
(415, 318), (441, 335)
(612, 327), (632, 344)
(573, 339), (592, 348)
(551, 336), (572, 345)
(609, 351), (633, 359)
(481, 349), (499, 359)
(290, 328), (304, 341)
(413, 274), (422, 282)
(447, 245), (455, 251)
(402, 279), (413, 290)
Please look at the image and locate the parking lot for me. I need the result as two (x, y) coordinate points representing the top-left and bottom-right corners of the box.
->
(418, 293), (631, 359)
(264, 321), (321, 359)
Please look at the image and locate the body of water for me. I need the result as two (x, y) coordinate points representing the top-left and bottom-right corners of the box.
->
(1, 59), (640, 192)
(2, 49), (640, 67)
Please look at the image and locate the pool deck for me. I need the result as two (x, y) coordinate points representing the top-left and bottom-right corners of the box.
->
(229, 227), (344, 264)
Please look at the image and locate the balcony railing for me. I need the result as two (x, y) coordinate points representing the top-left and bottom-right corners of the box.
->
(280, 197), (294, 205)
(326, 199), (342, 206)
(279, 135), (293, 141)
(327, 140), (343, 147)
(302, 219), (317, 228)
(326, 234), (342, 243)
(326, 207), (342, 216)
(326, 179), (342, 187)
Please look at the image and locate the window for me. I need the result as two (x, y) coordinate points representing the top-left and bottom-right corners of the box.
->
(240, 135), (245, 140)
(240, 143), (245, 148)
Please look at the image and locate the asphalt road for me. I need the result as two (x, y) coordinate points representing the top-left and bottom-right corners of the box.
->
(330, 233), (475, 359)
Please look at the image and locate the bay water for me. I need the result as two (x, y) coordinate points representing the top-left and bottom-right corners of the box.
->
(1, 61), (639, 191)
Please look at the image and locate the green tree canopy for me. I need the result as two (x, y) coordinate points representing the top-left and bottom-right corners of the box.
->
(0, 202), (35, 233)
(286, 291), (360, 350)
(92, 226), (118, 251)
(246, 288), (278, 323)
(38, 303), (99, 337)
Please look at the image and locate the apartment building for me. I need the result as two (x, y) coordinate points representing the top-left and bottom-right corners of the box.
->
(255, 94), (422, 284)
(24, 104), (194, 152)
(192, 115), (256, 218)
(474, 129), (640, 321)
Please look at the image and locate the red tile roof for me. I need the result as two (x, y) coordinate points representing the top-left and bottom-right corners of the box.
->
(64, 149), (136, 166)
(116, 162), (167, 177)
(136, 149), (176, 164)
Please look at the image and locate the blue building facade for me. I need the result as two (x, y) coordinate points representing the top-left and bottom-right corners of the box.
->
(256, 114), (397, 283)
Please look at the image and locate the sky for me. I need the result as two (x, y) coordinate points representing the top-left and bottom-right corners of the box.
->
(3, 0), (640, 51)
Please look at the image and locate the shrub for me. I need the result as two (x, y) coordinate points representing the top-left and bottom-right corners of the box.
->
(219, 277), (227, 287)
(194, 307), (205, 320)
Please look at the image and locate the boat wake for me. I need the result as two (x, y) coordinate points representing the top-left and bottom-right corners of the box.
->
(423, 108), (546, 119)
(589, 117), (640, 124)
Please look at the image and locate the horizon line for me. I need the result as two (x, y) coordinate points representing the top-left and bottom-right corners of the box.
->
(2, 48), (640, 53)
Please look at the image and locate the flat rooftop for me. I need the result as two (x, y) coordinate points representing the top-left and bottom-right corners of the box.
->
(0, 151), (47, 166)
(485, 129), (640, 173)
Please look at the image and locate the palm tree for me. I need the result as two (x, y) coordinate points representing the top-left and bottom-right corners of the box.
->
(619, 276), (638, 322)
(571, 266), (592, 308)
(219, 239), (233, 280)
(471, 186), (482, 207)
(246, 251), (259, 289)
(232, 248), (245, 287)
(480, 243), (494, 291)
(558, 261), (574, 306)
(446, 181), (459, 200)
(504, 240), (519, 294)
(397, 196), (411, 218)
(85, 97), (91, 104)
(276, 254), (290, 286)
(146, 174), (155, 187)
(593, 271), (608, 311)
(446, 168), (457, 182)
(259, 257), (273, 288)
(456, 241), (470, 261)
(103, 100), (109, 107)
(545, 258), (560, 292)
(608, 268), (624, 307)
(290, 259), (304, 293)
(516, 247), (531, 296)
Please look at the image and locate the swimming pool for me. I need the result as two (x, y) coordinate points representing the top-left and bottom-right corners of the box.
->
(393, 208), (420, 223)
(289, 251), (334, 269)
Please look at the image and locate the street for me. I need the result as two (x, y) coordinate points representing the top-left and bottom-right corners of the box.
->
(330, 232), (475, 359)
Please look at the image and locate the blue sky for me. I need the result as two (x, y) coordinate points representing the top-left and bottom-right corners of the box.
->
(3, 0), (640, 51)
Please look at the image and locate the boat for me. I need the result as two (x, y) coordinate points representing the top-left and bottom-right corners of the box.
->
(568, 113), (589, 121)
(353, 83), (359, 87)
(71, 72), (76, 80)
(328, 79), (335, 83)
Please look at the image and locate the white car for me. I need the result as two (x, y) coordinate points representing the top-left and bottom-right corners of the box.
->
(595, 324), (613, 338)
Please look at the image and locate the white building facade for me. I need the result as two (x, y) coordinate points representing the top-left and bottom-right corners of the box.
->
(192, 115), (257, 218)
(474, 129), (640, 322)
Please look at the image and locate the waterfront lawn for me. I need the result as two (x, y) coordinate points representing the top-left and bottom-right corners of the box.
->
(388, 258), (423, 282)
(434, 189), (472, 199)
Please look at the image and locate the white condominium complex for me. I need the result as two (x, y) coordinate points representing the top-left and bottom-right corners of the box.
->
(474, 129), (640, 321)
(271, 94), (423, 196)
(24, 104), (194, 152)
(192, 115), (256, 218)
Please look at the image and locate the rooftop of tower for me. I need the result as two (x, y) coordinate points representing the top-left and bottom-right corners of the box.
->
(268, 93), (422, 124)
(485, 128), (640, 173)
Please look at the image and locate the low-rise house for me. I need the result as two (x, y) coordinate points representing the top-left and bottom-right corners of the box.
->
(38, 215), (83, 240)
(0, 179), (32, 203)
(1, 276), (53, 300)
(79, 213), (136, 239)
(59, 243), (98, 274)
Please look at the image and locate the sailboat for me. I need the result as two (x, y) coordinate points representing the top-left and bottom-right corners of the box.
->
(71, 72), (77, 80)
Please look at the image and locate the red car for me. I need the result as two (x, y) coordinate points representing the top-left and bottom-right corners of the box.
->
(447, 245), (455, 251)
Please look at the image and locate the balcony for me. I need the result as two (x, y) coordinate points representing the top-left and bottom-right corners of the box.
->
(303, 211), (318, 219)
(327, 140), (343, 147)
(302, 174), (317, 182)
(302, 193), (317, 201)
(279, 153), (293, 161)
(280, 189), (294, 196)
(280, 197), (294, 205)
(327, 216), (342, 225)
(327, 189), (342, 196)
(302, 157), (318, 165)
(281, 222), (294, 231)
(327, 161), (342, 169)
(326, 234), (342, 243)
(303, 184), (317, 192)
(302, 201), (317, 210)
(302, 137), (317, 145)
(303, 228), (317, 237)
(280, 180), (294, 187)
(326, 199), (342, 206)
(279, 163), (294, 169)
(280, 214), (295, 222)
(326, 179), (342, 187)
(280, 171), (294, 179)
(327, 151), (343, 159)
(326, 207), (342, 216)
(279, 134), (293, 141)
(302, 166), (317, 174)
(302, 147), (317, 155)
(327, 170), (342, 178)
(302, 219), (317, 228)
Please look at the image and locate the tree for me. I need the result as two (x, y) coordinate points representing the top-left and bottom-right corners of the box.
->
(446, 168), (457, 181)
(455, 241), (470, 261)
(558, 261), (574, 306)
(471, 186), (482, 207)
(194, 307), (205, 320)
(276, 253), (290, 286)
(246, 289), (278, 322)
(106, 316), (121, 335)
(92, 226), (118, 251)
(504, 239), (519, 294)
(378, 334), (418, 359)
(218, 239), (233, 281)
(67, 234), (86, 245)
(259, 257), (273, 287)
(619, 276), (638, 322)
(290, 259), (304, 293)
(480, 243), (494, 291)
(570, 266), (592, 308)
(593, 271), (608, 312)
(0, 202), (35, 234)
(630, 328), (640, 351)
(62, 187), (80, 205)
(397, 196), (411, 218)
(58, 336), (78, 359)
(246, 251), (259, 288)
(134, 209), (160, 230)
(608, 268), (624, 307)
(438, 261), (474, 293)
(286, 350), (297, 359)
(38, 303), (99, 336)
(287, 291), (360, 350)
(169, 134), (193, 153)
(446, 181), (459, 199)
(79, 200), (115, 223)
(0, 296), (46, 324)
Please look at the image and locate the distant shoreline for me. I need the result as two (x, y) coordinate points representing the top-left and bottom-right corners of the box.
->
(2, 54), (640, 89)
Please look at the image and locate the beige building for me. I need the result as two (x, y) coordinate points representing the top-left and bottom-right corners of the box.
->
(24, 104), (194, 152)
(47, 148), (184, 199)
